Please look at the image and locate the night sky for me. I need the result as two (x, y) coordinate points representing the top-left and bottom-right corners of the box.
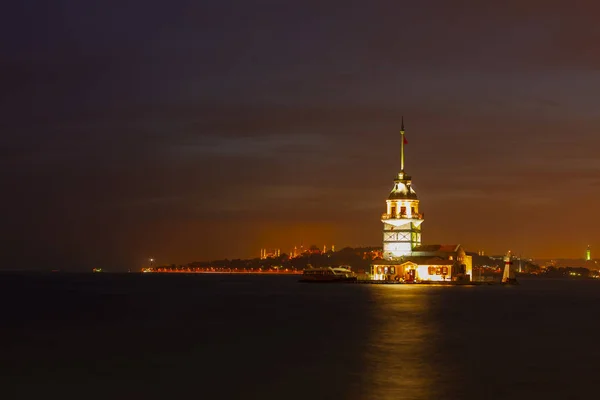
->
(2, 1), (600, 271)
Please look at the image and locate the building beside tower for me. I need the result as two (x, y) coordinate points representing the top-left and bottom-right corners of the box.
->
(370, 119), (472, 282)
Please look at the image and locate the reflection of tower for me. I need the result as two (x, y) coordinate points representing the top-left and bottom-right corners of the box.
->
(381, 118), (424, 260)
(586, 245), (591, 261)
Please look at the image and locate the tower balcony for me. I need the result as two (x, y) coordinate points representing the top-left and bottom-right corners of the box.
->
(381, 212), (424, 221)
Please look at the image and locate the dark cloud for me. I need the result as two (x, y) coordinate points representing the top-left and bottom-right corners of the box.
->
(1, 0), (600, 269)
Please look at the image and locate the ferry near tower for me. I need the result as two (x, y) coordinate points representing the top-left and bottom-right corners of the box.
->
(370, 119), (473, 283)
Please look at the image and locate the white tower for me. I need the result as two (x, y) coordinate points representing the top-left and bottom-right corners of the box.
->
(502, 250), (516, 283)
(381, 118), (424, 259)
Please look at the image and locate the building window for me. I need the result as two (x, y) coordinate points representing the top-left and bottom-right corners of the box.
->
(400, 206), (406, 215)
(391, 206), (396, 216)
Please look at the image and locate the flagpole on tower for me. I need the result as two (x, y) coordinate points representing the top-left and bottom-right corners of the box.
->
(400, 116), (405, 172)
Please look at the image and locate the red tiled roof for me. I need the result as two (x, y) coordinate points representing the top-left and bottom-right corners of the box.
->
(412, 244), (461, 253)
(371, 256), (455, 266)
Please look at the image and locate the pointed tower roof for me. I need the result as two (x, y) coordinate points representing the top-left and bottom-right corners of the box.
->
(388, 179), (418, 200)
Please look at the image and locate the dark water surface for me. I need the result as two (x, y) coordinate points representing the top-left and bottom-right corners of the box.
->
(2, 274), (599, 399)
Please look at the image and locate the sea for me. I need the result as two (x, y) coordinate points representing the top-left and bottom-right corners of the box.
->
(2, 273), (599, 400)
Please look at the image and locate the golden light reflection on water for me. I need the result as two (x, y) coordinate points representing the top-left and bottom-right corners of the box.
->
(360, 285), (441, 400)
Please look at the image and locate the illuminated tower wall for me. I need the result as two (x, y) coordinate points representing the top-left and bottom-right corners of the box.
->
(381, 120), (424, 259)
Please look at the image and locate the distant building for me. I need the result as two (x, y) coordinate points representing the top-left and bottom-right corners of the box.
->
(586, 245), (591, 261)
(260, 248), (280, 259)
(363, 249), (383, 260)
(289, 245), (304, 258)
(289, 244), (333, 258)
(371, 120), (472, 282)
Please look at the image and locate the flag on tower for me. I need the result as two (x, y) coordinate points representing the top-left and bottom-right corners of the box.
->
(403, 136), (408, 145)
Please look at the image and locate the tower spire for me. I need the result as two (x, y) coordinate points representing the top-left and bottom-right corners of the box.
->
(400, 117), (405, 172)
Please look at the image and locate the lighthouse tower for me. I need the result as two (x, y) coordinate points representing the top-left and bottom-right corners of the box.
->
(381, 119), (424, 259)
(586, 245), (591, 261)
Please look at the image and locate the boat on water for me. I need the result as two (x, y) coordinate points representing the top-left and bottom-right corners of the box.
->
(299, 266), (357, 283)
